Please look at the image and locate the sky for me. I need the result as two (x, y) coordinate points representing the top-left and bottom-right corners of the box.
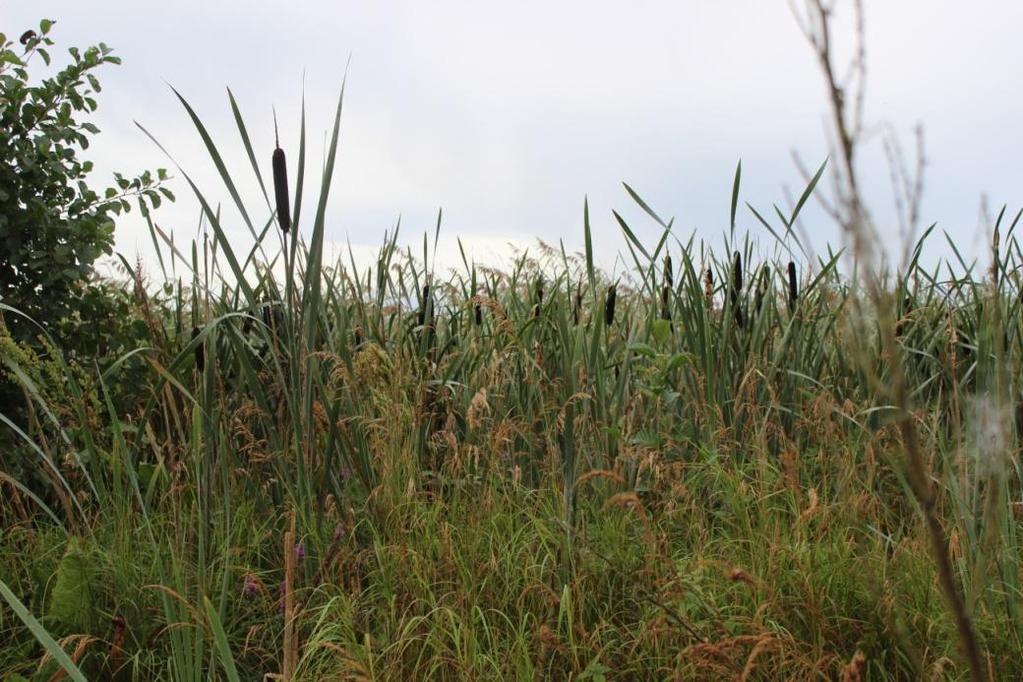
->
(7, 1), (1022, 277)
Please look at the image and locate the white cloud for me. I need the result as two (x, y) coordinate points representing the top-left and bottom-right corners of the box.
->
(7, 1), (1022, 280)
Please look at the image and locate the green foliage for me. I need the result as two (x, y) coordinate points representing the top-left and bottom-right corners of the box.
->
(0, 38), (1022, 681)
(47, 537), (95, 631)
(0, 20), (172, 340)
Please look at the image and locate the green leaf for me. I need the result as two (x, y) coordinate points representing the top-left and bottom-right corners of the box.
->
(48, 538), (95, 630)
(0, 579), (88, 682)
(789, 158), (827, 227)
(205, 596), (241, 682)
(730, 159), (741, 234)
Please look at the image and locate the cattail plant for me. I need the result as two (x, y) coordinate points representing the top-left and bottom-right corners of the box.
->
(754, 268), (769, 317)
(731, 251), (744, 327)
(418, 284), (432, 328)
(272, 112), (291, 234)
(534, 277), (544, 319)
(787, 261), (798, 311)
(661, 254), (673, 322)
(703, 267), (714, 310)
(573, 281), (583, 325)
(418, 283), (436, 356)
(604, 284), (617, 327)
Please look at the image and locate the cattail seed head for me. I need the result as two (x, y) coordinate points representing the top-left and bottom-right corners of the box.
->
(664, 254), (673, 288)
(703, 267), (714, 309)
(754, 268), (769, 315)
(534, 278), (543, 318)
(604, 284), (617, 327)
(419, 285), (433, 328)
(573, 282), (583, 325)
(272, 111), (291, 234)
(661, 285), (672, 321)
(731, 252), (744, 327)
(732, 251), (743, 293)
(272, 148), (291, 234)
(787, 261), (798, 311)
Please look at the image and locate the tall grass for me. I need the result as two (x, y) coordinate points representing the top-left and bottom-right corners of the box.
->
(1, 74), (1022, 681)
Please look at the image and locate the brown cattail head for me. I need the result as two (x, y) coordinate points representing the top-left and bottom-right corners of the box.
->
(703, 267), (714, 309)
(192, 326), (205, 372)
(272, 112), (291, 234)
(661, 285), (672, 321)
(731, 252), (744, 327)
(787, 261), (798, 311)
(474, 291), (483, 326)
(418, 285), (432, 327)
(573, 281), (583, 325)
(664, 254), (673, 288)
(534, 277), (544, 318)
(604, 284), (617, 327)
(272, 149), (291, 234)
(754, 268), (769, 315)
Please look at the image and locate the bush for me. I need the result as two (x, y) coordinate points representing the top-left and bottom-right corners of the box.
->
(0, 19), (172, 341)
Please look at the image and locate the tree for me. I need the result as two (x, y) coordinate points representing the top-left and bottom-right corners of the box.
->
(0, 19), (172, 341)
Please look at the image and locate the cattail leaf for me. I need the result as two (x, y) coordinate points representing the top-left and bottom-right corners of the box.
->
(730, 159), (742, 235)
(227, 88), (272, 214)
(583, 197), (596, 296)
(789, 158), (827, 228)
(622, 181), (669, 229)
(170, 88), (261, 242)
(205, 596), (242, 682)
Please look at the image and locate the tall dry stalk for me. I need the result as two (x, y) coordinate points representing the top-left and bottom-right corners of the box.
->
(792, 1), (985, 679)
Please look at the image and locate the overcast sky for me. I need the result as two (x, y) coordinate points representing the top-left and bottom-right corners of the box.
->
(8, 1), (1022, 276)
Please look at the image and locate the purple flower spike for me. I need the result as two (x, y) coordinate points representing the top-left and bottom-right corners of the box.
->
(242, 573), (258, 598)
